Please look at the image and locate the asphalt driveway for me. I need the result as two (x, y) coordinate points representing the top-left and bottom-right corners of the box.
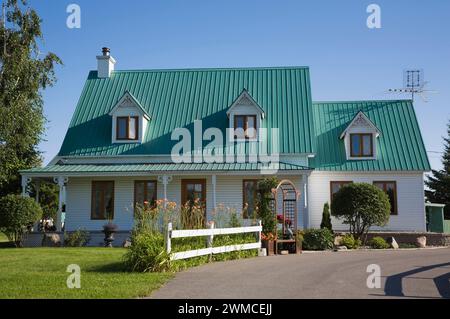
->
(150, 248), (450, 299)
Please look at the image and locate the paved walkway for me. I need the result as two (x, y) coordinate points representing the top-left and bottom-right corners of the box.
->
(150, 248), (450, 299)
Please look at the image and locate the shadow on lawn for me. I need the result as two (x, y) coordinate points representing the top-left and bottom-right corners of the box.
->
(88, 261), (128, 273)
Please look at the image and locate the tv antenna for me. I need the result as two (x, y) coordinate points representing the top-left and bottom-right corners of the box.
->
(386, 69), (437, 102)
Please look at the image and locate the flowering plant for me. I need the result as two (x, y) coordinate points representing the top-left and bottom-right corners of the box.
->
(261, 232), (277, 241)
(276, 214), (292, 226)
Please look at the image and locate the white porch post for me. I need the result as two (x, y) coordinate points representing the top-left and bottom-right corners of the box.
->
(303, 173), (310, 229)
(54, 176), (68, 232)
(158, 175), (173, 208)
(211, 174), (217, 211)
(21, 175), (31, 197)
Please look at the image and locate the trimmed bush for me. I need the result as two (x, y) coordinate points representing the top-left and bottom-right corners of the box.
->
(340, 234), (361, 249)
(0, 195), (42, 247)
(369, 237), (390, 249)
(302, 228), (334, 250)
(331, 183), (391, 241)
(320, 202), (332, 231)
(64, 229), (90, 247)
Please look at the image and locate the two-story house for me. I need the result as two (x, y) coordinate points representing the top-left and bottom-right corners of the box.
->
(21, 48), (431, 242)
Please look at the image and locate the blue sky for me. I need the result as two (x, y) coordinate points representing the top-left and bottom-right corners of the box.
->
(28, 0), (449, 169)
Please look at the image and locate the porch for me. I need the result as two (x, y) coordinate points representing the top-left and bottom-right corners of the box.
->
(20, 162), (312, 233)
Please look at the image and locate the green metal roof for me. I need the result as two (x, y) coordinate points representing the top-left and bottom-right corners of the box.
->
(310, 100), (431, 171)
(21, 162), (311, 175)
(59, 67), (315, 156)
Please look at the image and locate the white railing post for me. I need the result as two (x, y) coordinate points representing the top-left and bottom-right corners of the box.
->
(166, 222), (172, 254)
(207, 221), (215, 260)
(258, 220), (262, 247)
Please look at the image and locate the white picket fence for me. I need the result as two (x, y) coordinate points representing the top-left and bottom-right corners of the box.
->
(165, 221), (262, 261)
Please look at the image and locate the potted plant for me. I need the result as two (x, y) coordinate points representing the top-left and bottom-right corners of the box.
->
(102, 210), (118, 247)
(261, 232), (276, 256)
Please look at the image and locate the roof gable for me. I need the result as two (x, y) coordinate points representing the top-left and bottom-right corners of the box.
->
(108, 91), (151, 120)
(226, 89), (265, 118)
(339, 111), (380, 139)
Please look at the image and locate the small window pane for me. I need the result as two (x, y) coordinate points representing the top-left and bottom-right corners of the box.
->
(93, 188), (102, 219)
(362, 135), (372, 156)
(146, 182), (156, 203)
(128, 117), (137, 139)
(104, 184), (114, 219)
(235, 116), (245, 129)
(247, 116), (256, 138)
(351, 135), (361, 156)
(135, 182), (145, 205)
(117, 118), (127, 139)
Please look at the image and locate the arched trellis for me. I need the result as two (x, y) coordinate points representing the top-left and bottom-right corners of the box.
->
(271, 179), (301, 238)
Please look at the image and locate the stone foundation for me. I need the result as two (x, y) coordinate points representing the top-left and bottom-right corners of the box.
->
(336, 231), (450, 246)
(23, 231), (132, 248)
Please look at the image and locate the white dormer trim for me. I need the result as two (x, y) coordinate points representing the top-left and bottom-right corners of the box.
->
(340, 111), (380, 139)
(341, 111), (380, 160)
(226, 89), (265, 119)
(109, 91), (150, 144)
(108, 91), (151, 120)
(227, 90), (264, 142)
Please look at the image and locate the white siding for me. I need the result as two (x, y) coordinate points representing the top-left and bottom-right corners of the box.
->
(308, 171), (426, 232)
(65, 174), (307, 231)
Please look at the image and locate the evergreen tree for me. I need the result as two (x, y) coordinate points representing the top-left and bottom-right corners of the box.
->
(425, 121), (450, 219)
(0, 0), (61, 196)
(320, 202), (332, 231)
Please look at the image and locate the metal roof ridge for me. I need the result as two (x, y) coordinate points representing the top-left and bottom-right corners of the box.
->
(87, 66), (310, 74)
(313, 99), (413, 104)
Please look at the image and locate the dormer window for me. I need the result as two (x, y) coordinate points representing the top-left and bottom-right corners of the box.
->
(227, 89), (265, 142)
(340, 111), (380, 160)
(350, 133), (373, 157)
(117, 116), (139, 140)
(234, 115), (257, 139)
(109, 91), (151, 144)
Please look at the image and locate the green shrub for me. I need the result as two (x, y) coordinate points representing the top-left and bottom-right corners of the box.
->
(369, 237), (390, 249)
(302, 228), (334, 250)
(320, 202), (332, 231)
(123, 232), (171, 272)
(257, 177), (278, 234)
(331, 183), (391, 241)
(0, 195), (43, 247)
(340, 234), (361, 249)
(64, 229), (90, 247)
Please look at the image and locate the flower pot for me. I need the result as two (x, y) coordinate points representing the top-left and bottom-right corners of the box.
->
(262, 239), (275, 256)
(102, 223), (118, 247)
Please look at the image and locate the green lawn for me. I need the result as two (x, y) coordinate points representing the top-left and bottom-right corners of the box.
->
(0, 248), (173, 299)
(0, 232), (8, 242)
